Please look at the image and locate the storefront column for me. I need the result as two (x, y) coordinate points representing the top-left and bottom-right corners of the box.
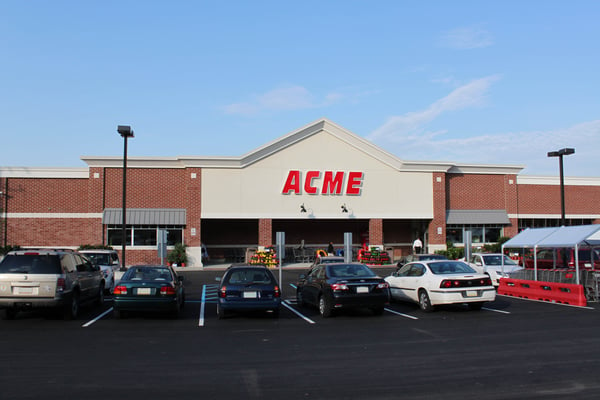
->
(369, 219), (383, 246)
(258, 218), (272, 247)
(428, 172), (447, 252)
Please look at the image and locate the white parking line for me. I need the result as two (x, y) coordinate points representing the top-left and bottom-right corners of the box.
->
(384, 307), (419, 320)
(282, 300), (315, 324)
(82, 307), (113, 327)
(482, 307), (511, 314)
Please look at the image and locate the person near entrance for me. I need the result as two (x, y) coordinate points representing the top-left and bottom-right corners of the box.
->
(412, 237), (423, 254)
(327, 242), (334, 255)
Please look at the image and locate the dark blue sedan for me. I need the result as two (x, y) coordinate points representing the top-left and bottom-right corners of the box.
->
(216, 265), (281, 319)
(113, 265), (185, 319)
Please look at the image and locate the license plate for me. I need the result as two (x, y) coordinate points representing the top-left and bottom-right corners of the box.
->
(356, 286), (369, 294)
(137, 288), (152, 295)
(15, 287), (34, 295)
(466, 290), (478, 297)
(243, 291), (258, 298)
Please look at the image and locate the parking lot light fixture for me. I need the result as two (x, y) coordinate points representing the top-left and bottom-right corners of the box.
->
(547, 148), (575, 226)
(117, 125), (134, 271)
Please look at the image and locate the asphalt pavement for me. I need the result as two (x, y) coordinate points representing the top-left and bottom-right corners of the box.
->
(1, 267), (599, 400)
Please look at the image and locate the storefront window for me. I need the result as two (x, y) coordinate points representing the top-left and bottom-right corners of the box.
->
(107, 226), (184, 247)
(446, 226), (463, 244)
(446, 225), (504, 245)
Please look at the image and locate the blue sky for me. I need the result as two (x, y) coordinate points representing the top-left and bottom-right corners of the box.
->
(1, 1), (598, 176)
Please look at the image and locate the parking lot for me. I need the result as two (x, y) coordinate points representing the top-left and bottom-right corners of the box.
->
(2, 267), (600, 400)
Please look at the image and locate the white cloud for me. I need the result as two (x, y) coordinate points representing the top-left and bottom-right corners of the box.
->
(368, 75), (500, 141)
(222, 85), (344, 116)
(439, 26), (494, 49)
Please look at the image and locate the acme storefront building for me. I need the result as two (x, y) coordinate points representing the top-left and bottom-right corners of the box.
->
(1, 119), (599, 266)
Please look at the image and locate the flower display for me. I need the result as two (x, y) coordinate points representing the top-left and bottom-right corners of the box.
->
(249, 246), (279, 268)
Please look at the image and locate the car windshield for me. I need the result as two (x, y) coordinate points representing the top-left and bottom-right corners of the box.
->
(482, 255), (518, 266)
(0, 254), (62, 274)
(328, 264), (376, 278)
(419, 255), (447, 261)
(429, 261), (476, 275)
(124, 266), (172, 281)
(320, 257), (344, 263)
(83, 253), (112, 265)
(226, 269), (274, 285)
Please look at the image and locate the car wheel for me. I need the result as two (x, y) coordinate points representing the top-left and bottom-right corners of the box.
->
(468, 302), (484, 311)
(271, 308), (280, 318)
(64, 291), (80, 320)
(418, 290), (434, 313)
(318, 294), (333, 318)
(97, 283), (105, 306)
(113, 308), (123, 319)
(4, 308), (18, 320)
(217, 303), (226, 320)
(371, 306), (385, 316)
(296, 290), (306, 307)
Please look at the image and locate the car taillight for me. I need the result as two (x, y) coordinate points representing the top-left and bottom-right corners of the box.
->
(160, 285), (176, 295)
(440, 280), (460, 288)
(274, 285), (280, 298)
(331, 283), (349, 291)
(56, 278), (66, 293)
(482, 278), (492, 286)
(219, 286), (227, 298)
(376, 282), (389, 289)
(113, 285), (127, 295)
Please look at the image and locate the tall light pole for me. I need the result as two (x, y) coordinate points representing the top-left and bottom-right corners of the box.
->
(547, 147), (575, 227)
(117, 125), (134, 271)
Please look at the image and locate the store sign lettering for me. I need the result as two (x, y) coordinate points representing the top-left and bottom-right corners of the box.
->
(282, 170), (363, 195)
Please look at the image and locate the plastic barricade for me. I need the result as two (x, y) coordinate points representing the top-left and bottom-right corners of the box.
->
(498, 278), (586, 306)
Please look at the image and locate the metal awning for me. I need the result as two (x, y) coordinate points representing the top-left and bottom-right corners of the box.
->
(503, 225), (600, 248)
(446, 209), (510, 224)
(502, 224), (600, 284)
(102, 208), (186, 225)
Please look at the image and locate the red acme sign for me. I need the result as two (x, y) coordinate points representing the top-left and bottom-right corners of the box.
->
(282, 170), (364, 195)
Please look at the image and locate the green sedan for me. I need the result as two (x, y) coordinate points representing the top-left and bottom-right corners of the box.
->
(113, 265), (185, 319)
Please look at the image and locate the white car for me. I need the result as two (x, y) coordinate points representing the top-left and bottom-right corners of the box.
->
(80, 249), (121, 293)
(385, 260), (496, 312)
(467, 253), (523, 287)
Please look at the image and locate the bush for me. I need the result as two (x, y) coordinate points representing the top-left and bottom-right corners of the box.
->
(167, 243), (188, 265)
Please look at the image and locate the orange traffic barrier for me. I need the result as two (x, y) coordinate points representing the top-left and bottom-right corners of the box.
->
(498, 278), (586, 307)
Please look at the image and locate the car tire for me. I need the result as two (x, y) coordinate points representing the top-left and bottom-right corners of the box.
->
(418, 290), (434, 313)
(271, 308), (280, 318)
(113, 308), (123, 319)
(96, 283), (105, 306)
(468, 302), (484, 311)
(64, 291), (80, 320)
(296, 290), (306, 307)
(371, 306), (385, 316)
(217, 303), (226, 320)
(318, 294), (333, 318)
(4, 308), (17, 320)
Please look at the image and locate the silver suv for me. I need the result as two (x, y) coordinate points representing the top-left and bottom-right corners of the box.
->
(79, 249), (120, 293)
(0, 249), (105, 320)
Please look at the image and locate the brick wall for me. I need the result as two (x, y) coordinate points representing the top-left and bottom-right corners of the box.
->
(369, 218), (383, 245)
(517, 184), (600, 215)
(258, 219), (272, 246)
(429, 173), (447, 246)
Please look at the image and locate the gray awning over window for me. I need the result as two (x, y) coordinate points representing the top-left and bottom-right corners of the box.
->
(103, 208), (186, 225)
(446, 209), (510, 224)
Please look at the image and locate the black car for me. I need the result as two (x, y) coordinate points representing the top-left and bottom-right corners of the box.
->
(296, 262), (390, 317)
(216, 264), (281, 319)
